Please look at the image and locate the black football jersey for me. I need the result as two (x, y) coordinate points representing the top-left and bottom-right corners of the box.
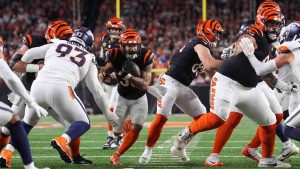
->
(109, 48), (154, 99)
(165, 36), (210, 86)
(218, 25), (270, 87)
(101, 33), (119, 85)
(10, 34), (47, 90)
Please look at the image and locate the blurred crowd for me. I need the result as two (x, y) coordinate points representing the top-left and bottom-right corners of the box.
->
(0, 0), (299, 86)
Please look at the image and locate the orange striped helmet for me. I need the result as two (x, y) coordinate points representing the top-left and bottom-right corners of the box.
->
(255, 8), (283, 31)
(106, 17), (125, 39)
(119, 29), (141, 59)
(45, 20), (73, 42)
(196, 20), (223, 45)
(257, 1), (280, 14)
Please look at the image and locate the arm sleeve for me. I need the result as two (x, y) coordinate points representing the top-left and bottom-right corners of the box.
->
(21, 43), (52, 63)
(247, 53), (278, 76)
(0, 59), (33, 104)
(84, 63), (109, 114)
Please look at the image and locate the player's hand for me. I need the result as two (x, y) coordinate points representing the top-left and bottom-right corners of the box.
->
(98, 72), (105, 81)
(240, 37), (255, 57)
(27, 101), (48, 118)
(38, 63), (44, 70)
(118, 71), (132, 80)
(290, 82), (298, 92)
(221, 43), (235, 59)
(104, 111), (119, 127)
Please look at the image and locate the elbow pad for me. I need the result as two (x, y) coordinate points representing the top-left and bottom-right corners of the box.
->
(9, 54), (23, 68)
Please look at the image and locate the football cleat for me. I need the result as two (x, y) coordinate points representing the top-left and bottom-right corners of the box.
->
(0, 149), (12, 168)
(72, 155), (93, 165)
(139, 147), (152, 164)
(277, 143), (299, 161)
(50, 136), (72, 163)
(204, 153), (224, 167)
(102, 136), (116, 149)
(258, 158), (291, 168)
(110, 152), (121, 165)
(242, 145), (261, 163)
(170, 146), (190, 162)
(114, 135), (123, 148)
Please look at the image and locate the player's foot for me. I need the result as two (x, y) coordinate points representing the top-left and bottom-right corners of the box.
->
(73, 155), (93, 165)
(170, 146), (190, 162)
(50, 136), (72, 163)
(113, 135), (123, 149)
(139, 147), (152, 164)
(110, 152), (121, 165)
(102, 136), (116, 149)
(258, 158), (291, 168)
(277, 143), (299, 161)
(242, 145), (261, 163)
(174, 127), (194, 149)
(204, 153), (224, 167)
(0, 149), (12, 168)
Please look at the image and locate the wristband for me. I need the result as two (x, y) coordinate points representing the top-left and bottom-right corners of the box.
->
(26, 64), (40, 72)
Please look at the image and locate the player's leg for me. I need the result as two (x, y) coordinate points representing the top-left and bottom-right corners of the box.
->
(205, 110), (243, 167)
(0, 96), (26, 151)
(111, 95), (148, 165)
(110, 94), (130, 165)
(172, 73), (234, 160)
(139, 75), (178, 164)
(0, 102), (40, 169)
(102, 84), (118, 149)
(238, 87), (290, 167)
(284, 104), (300, 141)
(50, 85), (91, 164)
(170, 86), (207, 162)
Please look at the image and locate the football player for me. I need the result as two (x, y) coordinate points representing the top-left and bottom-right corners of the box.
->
(0, 37), (48, 169)
(2, 27), (119, 164)
(0, 20), (95, 166)
(99, 17), (126, 150)
(102, 29), (155, 165)
(172, 8), (291, 167)
(139, 19), (224, 164)
(240, 20), (300, 160)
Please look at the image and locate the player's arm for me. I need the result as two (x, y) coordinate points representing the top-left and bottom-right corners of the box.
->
(194, 44), (222, 71)
(262, 73), (296, 92)
(85, 61), (119, 127)
(126, 63), (153, 91)
(13, 44), (51, 73)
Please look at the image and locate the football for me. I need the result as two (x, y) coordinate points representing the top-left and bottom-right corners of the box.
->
(122, 60), (141, 77)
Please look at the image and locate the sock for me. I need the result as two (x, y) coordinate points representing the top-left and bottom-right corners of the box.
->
(146, 114), (168, 148)
(107, 107), (114, 135)
(259, 124), (276, 158)
(247, 127), (261, 148)
(212, 112), (243, 153)
(117, 129), (140, 155)
(66, 121), (90, 141)
(284, 125), (300, 141)
(0, 134), (10, 151)
(24, 162), (35, 169)
(7, 121), (32, 165)
(108, 131), (115, 138)
(5, 144), (14, 152)
(69, 137), (80, 157)
(62, 134), (71, 144)
(9, 121), (33, 148)
(188, 112), (224, 135)
(275, 113), (288, 143)
(1, 127), (10, 135)
(122, 119), (132, 136)
(192, 114), (202, 121)
(282, 139), (292, 148)
(283, 110), (289, 120)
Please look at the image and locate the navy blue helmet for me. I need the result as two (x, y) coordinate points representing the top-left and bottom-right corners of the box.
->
(282, 21), (300, 42)
(70, 27), (94, 51)
(239, 19), (255, 35)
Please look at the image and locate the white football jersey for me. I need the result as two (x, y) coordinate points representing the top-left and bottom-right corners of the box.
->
(279, 40), (300, 83)
(22, 39), (96, 88)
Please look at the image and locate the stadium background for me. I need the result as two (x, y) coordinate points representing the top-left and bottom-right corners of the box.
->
(0, 1), (300, 169)
(0, 0), (299, 114)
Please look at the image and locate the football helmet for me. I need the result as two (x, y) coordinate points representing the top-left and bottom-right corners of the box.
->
(45, 20), (73, 41)
(106, 17), (126, 39)
(119, 29), (142, 60)
(196, 20), (224, 47)
(69, 27), (94, 51)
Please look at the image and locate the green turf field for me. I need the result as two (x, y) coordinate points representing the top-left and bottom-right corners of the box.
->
(11, 115), (300, 169)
